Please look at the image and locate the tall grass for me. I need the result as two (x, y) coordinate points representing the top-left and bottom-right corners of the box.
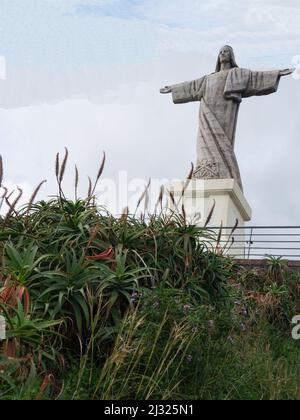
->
(0, 152), (299, 400)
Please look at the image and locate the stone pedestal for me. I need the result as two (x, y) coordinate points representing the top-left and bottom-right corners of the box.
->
(166, 179), (252, 257)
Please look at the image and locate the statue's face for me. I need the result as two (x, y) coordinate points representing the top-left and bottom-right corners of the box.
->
(219, 47), (231, 64)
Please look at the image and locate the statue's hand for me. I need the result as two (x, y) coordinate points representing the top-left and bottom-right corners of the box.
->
(160, 86), (172, 94)
(279, 68), (295, 76)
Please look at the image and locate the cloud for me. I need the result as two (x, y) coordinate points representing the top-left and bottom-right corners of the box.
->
(0, 56), (6, 80)
(73, 0), (143, 19)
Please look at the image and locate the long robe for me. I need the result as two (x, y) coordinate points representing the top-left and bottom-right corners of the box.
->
(171, 68), (281, 191)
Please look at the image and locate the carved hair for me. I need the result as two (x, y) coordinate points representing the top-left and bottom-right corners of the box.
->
(215, 45), (239, 72)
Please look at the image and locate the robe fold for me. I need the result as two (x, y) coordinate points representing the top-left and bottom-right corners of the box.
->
(171, 68), (281, 191)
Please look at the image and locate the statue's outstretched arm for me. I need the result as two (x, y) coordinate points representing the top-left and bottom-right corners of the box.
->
(160, 76), (206, 103)
(279, 68), (295, 76)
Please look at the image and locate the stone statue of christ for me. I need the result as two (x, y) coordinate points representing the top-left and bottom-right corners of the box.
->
(160, 46), (294, 191)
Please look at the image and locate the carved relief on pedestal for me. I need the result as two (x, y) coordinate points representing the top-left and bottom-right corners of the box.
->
(193, 159), (220, 179)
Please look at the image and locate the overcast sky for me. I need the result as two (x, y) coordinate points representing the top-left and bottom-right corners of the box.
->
(0, 0), (299, 224)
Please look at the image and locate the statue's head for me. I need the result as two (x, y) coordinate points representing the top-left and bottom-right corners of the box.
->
(215, 45), (238, 72)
